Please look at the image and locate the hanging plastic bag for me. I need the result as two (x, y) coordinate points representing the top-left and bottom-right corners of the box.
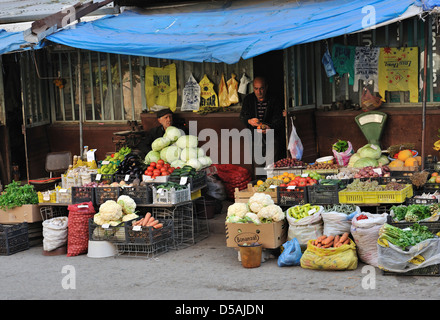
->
(300, 239), (358, 270)
(361, 87), (382, 111)
(181, 74), (201, 112)
(287, 117), (303, 160)
(199, 74), (218, 109)
(218, 73), (231, 107)
(145, 63), (177, 112)
(227, 73), (239, 105)
(238, 73), (251, 95)
(278, 238), (302, 267)
(322, 48), (337, 78)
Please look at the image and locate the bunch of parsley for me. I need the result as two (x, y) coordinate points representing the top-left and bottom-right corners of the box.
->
(0, 181), (38, 210)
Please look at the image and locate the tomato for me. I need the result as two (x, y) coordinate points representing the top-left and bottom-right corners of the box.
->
(145, 170), (153, 176)
(160, 167), (168, 172)
(169, 167), (175, 173)
(150, 162), (156, 167)
(157, 159), (165, 165)
(280, 183), (287, 187)
(153, 169), (161, 176)
(156, 164), (163, 170)
(298, 181), (307, 187)
(164, 163), (170, 168)
(161, 171), (170, 176)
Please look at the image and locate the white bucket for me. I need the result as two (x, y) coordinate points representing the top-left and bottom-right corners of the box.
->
(87, 240), (117, 258)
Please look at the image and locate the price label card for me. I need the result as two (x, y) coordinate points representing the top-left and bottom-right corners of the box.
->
(301, 173), (309, 178)
(180, 176), (188, 185)
(287, 185), (296, 190)
(78, 204), (88, 208)
(373, 168), (382, 175)
(125, 174), (130, 181)
(370, 145), (378, 150)
(95, 174), (102, 181)
(101, 161), (110, 165)
(102, 223), (110, 229)
(158, 188), (164, 195)
(132, 225), (142, 231)
(269, 185), (277, 189)
(87, 149), (96, 162)
(308, 208), (317, 215)
(59, 188), (67, 193)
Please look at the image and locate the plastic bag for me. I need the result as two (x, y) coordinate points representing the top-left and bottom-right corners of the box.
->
(43, 216), (68, 252)
(67, 202), (95, 257)
(145, 63), (177, 112)
(350, 212), (387, 267)
(377, 237), (440, 273)
(332, 141), (354, 166)
(199, 74), (218, 109)
(206, 174), (227, 201)
(278, 238), (302, 267)
(238, 73), (251, 95)
(288, 117), (303, 160)
(218, 74), (231, 107)
(181, 74), (201, 111)
(300, 239), (358, 270)
(286, 206), (324, 245)
(322, 48), (337, 77)
(321, 206), (360, 236)
(361, 87), (382, 111)
(227, 73), (239, 105)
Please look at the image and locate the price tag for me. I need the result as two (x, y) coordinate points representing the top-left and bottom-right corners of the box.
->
(102, 223), (110, 229)
(78, 204), (88, 208)
(59, 188), (67, 193)
(95, 174), (102, 181)
(125, 174), (130, 181)
(287, 185), (296, 190)
(180, 176), (188, 185)
(132, 225), (142, 231)
(301, 173), (309, 178)
(101, 161), (110, 165)
(87, 149), (96, 162)
(373, 168), (382, 175)
(158, 188), (164, 195)
(43, 194), (50, 201)
(308, 208), (317, 215)
(370, 145), (378, 150)
(269, 185), (277, 189)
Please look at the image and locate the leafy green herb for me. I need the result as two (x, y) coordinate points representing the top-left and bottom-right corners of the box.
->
(0, 181), (38, 210)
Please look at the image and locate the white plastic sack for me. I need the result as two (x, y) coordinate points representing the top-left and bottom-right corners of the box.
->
(286, 206), (324, 245)
(288, 118), (303, 160)
(181, 74), (201, 111)
(351, 212), (387, 267)
(378, 237), (440, 273)
(43, 216), (68, 252)
(322, 206), (360, 236)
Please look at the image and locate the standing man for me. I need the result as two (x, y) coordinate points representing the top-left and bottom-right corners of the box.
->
(240, 76), (285, 172)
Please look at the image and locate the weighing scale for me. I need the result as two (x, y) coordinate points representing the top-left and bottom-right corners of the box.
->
(354, 111), (387, 146)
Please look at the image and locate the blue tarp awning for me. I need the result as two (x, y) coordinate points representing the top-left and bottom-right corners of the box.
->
(3, 0), (440, 61)
(0, 29), (43, 54)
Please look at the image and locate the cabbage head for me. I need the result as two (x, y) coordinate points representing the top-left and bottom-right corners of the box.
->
(152, 137), (171, 152)
(164, 126), (182, 143)
(198, 156), (212, 168)
(160, 146), (181, 163)
(176, 135), (198, 149)
(171, 159), (186, 168)
(353, 157), (379, 168)
(187, 158), (202, 171)
(144, 150), (160, 164)
(358, 144), (381, 159)
(348, 153), (361, 167)
(378, 154), (390, 166)
(180, 147), (199, 161)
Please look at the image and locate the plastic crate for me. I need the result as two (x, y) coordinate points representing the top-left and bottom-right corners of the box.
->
(152, 185), (191, 205)
(386, 216), (440, 233)
(120, 186), (151, 204)
(307, 184), (339, 205)
(0, 223), (29, 255)
(91, 173), (114, 185)
(95, 186), (120, 205)
(264, 164), (305, 178)
(168, 171), (207, 191)
(423, 183), (440, 194)
(88, 218), (126, 243)
(338, 184), (413, 204)
(114, 173), (142, 184)
(125, 218), (173, 245)
(277, 186), (308, 207)
(406, 197), (438, 205)
(56, 188), (72, 204)
(71, 186), (95, 204)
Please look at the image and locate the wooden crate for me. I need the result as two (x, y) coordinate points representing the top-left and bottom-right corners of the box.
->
(234, 184), (277, 203)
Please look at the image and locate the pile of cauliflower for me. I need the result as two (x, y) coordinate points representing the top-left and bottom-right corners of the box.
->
(226, 193), (285, 224)
(93, 195), (139, 226)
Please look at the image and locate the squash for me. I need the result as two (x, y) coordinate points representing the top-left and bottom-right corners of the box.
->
(404, 157), (418, 167)
(389, 159), (404, 168)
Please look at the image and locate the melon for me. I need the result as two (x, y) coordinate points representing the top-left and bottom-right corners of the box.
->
(389, 159), (404, 168)
(404, 157), (418, 167)
(397, 150), (413, 162)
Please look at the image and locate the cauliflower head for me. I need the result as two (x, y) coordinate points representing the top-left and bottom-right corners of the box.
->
(122, 213), (139, 222)
(93, 213), (121, 226)
(227, 202), (249, 218)
(245, 212), (261, 225)
(98, 200), (123, 221)
(248, 193), (274, 214)
(117, 195), (137, 215)
(257, 204), (285, 223)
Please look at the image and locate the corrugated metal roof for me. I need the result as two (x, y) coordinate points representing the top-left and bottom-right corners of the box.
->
(0, 0), (117, 24)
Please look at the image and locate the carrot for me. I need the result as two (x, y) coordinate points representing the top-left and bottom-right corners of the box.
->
(133, 218), (143, 226)
(340, 232), (349, 243)
(153, 223), (163, 229)
(343, 239), (350, 245)
(317, 235), (327, 243)
(322, 235), (334, 245)
(142, 217), (150, 226)
(146, 216), (155, 225)
(148, 219), (159, 227)
(311, 240), (316, 246)
(334, 235), (340, 245)
(323, 240), (334, 248)
(145, 212), (151, 221)
(335, 242), (342, 248)
(316, 243), (322, 248)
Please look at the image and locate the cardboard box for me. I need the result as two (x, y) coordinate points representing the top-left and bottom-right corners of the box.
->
(234, 184), (277, 204)
(0, 205), (42, 224)
(225, 219), (287, 249)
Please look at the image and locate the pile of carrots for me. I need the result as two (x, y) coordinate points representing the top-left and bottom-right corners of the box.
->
(311, 232), (350, 248)
(131, 212), (163, 229)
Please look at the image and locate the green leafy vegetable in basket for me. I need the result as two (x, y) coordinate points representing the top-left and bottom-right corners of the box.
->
(379, 223), (436, 250)
(332, 140), (349, 152)
(390, 204), (434, 222)
(0, 181), (38, 210)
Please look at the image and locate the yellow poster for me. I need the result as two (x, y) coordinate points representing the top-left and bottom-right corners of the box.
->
(199, 74), (218, 108)
(378, 47), (418, 103)
(145, 63), (177, 111)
